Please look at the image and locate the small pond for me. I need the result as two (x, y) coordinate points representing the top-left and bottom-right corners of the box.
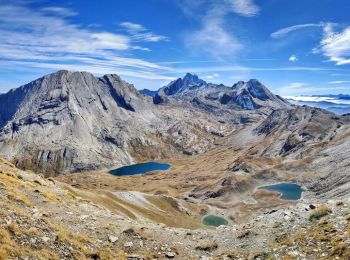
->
(110, 162), (171, 176)
(257, 182), (303, 200)
(202, 215), (228, 227)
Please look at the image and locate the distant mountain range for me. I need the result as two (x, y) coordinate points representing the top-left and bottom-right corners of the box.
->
(286, 95), (350, 115)
(149, 73), (290, 110)
(312, 94), (350, 100)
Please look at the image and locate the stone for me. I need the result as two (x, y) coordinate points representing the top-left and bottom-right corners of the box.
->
(124, 241), (133, 248)
(108, 235), (118, 243)
(42, 236), (50, 243)
(165, 252), (176, 258)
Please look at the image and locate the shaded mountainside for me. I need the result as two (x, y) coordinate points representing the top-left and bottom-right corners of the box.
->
(139, 89), (158, 97)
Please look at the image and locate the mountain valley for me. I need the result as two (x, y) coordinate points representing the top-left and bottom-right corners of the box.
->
(0, 71), (350, 259)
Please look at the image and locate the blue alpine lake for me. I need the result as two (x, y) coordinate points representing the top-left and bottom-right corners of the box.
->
(257, 183), (303, 200)
(110, 162), (171, 176)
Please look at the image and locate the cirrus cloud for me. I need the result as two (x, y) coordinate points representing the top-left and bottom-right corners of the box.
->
(314, 23), (350, 65)
(180, 0), (259, 59)
(271, 23), (323, 38)
(0, 2), (173, 82)
(227, 0), (259, 17)
(120, 21), (168, 42)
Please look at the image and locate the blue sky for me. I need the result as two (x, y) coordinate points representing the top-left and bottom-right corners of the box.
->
(0, 0), (350, 96)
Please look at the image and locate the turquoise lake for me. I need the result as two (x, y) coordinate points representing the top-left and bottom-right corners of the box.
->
(110, 162), (171, 176)
(258, 182), (303, 200)
(202, 215), (228, 227)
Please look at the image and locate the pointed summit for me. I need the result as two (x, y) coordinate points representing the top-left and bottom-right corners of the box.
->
(182, 73), (207, 88)
(228, 79), (290, 109)
(153, 73), (208, 103)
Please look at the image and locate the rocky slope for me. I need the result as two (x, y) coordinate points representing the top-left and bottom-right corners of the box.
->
(1, 157), (349, 259)
(59, 105), (350, 212)
(252, 106), (350, 199)
(0, 71), (234, 176)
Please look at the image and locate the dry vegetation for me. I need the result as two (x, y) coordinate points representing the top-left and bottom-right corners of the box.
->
(1, 154), (349, 259)
(309, 204), (332, 220)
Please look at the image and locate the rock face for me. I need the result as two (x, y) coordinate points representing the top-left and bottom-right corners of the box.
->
(0, 71), (235, 175)
(0, 70), (156, 175)
(0, 71), (299, 176)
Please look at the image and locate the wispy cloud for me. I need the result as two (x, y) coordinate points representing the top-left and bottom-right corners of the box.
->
(181, 0), (259, 59)
(40, 6), (78, 17)
(185, 17), (242, 58)
(282, 82), (308, 90)
(272, 22), (350, 66)
(227, 0), (260, 17)
(205, 73), (220, 79)
(278, 82), (323, 95)
(328, 80), (350, 84)
(171, 65), (345, 74)
(120, 21), (168, 42)
(0, 2), (172, 82)
(314, 23), (350, 65)
(271, 23), (323, 38)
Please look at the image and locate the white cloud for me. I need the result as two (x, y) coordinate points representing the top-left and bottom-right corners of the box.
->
(314, 24), (350, 65)
(179, 0), (259, 59)
(41, 6), (78, 17)
(227, 0), (260, 17)
(278, 83), (350, 96)
(0, 2), (173, 83)
(171, 65), (343, 74)
(289, 55), (298, 62)
(271, 22), (350, 66)
(120, 21), (168, 42)
(205, 73), (220, 79)
(328, 80), (350, 84)
(282, 82), (308, 90)
(285, 96), (350, 104)
(120, 22), (146, 32)
(271, 23), (323, 38)
(278, 83), (321, 95)
(185, 18), (242, 58)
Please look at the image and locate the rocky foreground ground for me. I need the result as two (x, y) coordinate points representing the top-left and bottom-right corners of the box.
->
(1, 157), (349, 260)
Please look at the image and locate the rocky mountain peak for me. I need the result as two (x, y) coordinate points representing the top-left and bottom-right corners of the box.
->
(163, 73), (207, 96)
(0, 70), (155, 174)
(154, 75), (290, 110)
(153, 73), (208, 103)
(183, 73), (207, 87)
(230, 79), (279, 103)
(183, 72), (197, 80)
(232, 80), (245, 89)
